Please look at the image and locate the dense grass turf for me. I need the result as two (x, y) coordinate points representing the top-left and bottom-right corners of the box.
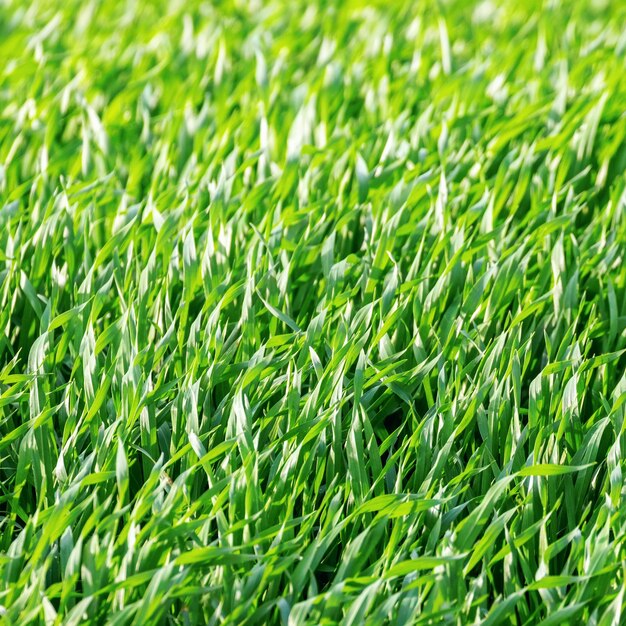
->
(1, 0), (626, 623)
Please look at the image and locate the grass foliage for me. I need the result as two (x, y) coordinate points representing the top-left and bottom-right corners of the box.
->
(1, 0), (626, 623)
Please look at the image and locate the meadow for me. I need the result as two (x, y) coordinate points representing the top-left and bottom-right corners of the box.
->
(1, 0), (625, 623)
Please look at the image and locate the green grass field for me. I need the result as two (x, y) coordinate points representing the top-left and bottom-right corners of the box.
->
(1, 0), (626, 623)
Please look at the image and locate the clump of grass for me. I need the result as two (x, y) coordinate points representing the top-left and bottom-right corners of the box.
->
(1, 0), (625, 623)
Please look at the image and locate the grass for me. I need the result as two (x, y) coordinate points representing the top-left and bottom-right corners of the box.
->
(1, 0), (626, 623)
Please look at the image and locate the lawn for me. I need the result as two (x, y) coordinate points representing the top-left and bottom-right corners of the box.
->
(1, 0), (626, 623)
